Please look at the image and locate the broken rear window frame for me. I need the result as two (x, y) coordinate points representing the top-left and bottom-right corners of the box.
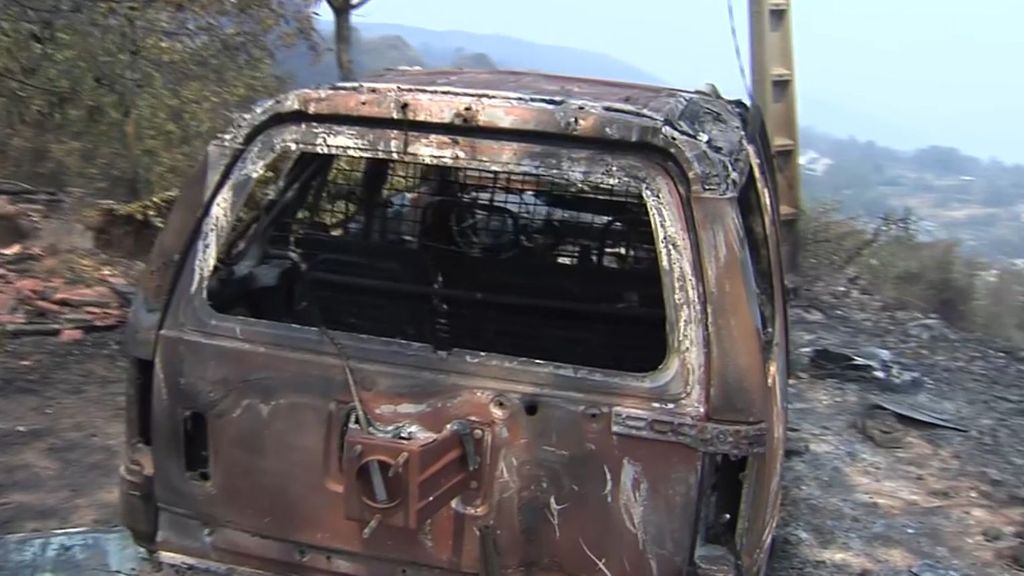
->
(171, 122), (703, 399)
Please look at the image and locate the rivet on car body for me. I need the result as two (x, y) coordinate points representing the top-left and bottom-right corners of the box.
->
(490, 395), (511, 419)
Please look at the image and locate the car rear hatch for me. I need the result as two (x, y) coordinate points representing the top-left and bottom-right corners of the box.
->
(145, 115), (710, 575)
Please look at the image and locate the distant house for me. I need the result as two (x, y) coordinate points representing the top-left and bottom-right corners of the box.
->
(799, 149), (833, 176)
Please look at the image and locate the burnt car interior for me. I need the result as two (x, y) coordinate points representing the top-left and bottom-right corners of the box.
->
(208, 152), (668, 373)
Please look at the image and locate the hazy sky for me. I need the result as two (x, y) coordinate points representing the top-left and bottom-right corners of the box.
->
(337, 1), (1023, 163)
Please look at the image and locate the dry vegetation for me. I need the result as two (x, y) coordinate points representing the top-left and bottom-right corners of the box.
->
(801, 204), (1024, 349)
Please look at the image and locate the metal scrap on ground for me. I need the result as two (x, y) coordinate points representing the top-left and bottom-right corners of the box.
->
(872, 396), (969, 433)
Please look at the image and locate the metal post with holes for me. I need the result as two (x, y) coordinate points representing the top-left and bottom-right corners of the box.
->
(750, 0), (801, 281)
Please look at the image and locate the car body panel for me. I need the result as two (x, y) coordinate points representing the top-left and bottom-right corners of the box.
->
(120, 70), (787, 576)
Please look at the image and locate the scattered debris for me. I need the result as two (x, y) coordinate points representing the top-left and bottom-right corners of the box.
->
(791, 306), (827, 322)
(776, 282), (1024, 576)
(857, 406), (907, 449)
(807, 346), (923, 391)
(0, 242), (135, 338)
(58, 329), (85, 343)
(906, 318), (953, 341)
(808, 347), (878, 376)
(0, 188), (141, 338)
(4, 324), (70, 336)
(0, 528), (143, 576)
(872, 397), (968, 433)
(909, 560), (961, 576)
(784, 439), (810, 459)
(0, 197), (32, 248)
(0, 313), (26, 324)
(25, 299), (64, 315)
(51, 286), (120, 308)
(981, 526), (1005, 543)
(1000, 543), (1024, 571)
(854, 384), (967, 449)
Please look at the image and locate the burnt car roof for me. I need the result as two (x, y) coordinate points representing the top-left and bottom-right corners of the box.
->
(214, 70), (753, 198)
(364, 68), (708, 112)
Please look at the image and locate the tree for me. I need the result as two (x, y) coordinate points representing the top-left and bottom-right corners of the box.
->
(0, 0), (319, 199)
(324, 0), (372, 81)
(976, 266), (1024, 345)
(911, 145), (982, 177)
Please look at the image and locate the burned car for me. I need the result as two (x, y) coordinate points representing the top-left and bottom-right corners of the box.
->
(120, 70), (788, 576)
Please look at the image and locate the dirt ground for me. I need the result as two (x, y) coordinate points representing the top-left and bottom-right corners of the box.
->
(2, 288), (1024, 574)
(0, 330), (124, 534)
(773, 283), (1024, 575)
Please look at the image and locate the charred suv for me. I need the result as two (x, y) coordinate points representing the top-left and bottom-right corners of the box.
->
(120, 70), (788, 576)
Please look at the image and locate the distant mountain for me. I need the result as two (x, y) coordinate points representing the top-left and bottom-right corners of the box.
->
(356, 23), (665, 85)
(450, 50), (497, 71)
(275, 21), (665, 88)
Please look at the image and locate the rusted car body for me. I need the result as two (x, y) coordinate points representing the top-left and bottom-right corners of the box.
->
(120, 70), (788, 576)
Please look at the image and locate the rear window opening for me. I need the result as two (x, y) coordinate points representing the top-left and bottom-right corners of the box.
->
(208, 153), (668, 373)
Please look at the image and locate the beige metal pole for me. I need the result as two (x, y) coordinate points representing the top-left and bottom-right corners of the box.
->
(750, 0), (801, 278)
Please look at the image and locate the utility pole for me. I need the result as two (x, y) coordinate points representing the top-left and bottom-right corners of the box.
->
(750, 0), (801, 278)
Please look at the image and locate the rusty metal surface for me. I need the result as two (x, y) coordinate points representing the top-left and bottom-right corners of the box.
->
(365, 69), (706, 109)
(341, 418), (487, 531)
(610, 407), (767, 457)
(734, 143), (789, 575)
(120, 71), (788, 576)
(147, 333), (707, 574)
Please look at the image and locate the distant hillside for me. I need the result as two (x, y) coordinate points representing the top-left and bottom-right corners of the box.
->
(800, 128), (1024, 261)
(275, 21), (665, 88)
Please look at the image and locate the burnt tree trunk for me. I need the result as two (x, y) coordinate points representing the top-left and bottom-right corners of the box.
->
(334, 2), (354, 81)
(326, 0), (370, 82)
